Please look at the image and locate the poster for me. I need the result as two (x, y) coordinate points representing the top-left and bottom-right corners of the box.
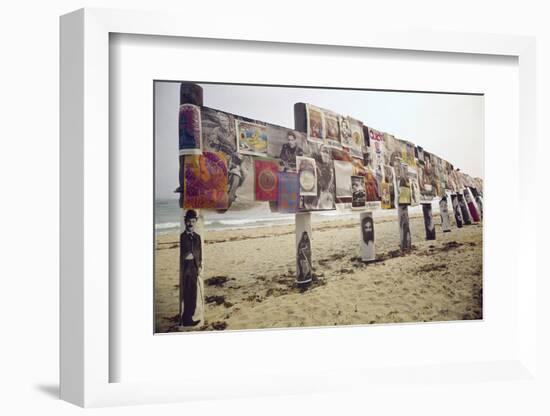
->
(201, 107), (237, 155)
(348, 117), (365, 151)
(266, 125), (306, 172)
(365, 170), (381, 202)
(277, 172), (300, 213)
(360, 211), (375, 262)
(381, 165), (396, 209)
(298, 143), (336, 211)
(295, 213), (313, 285)
(464, 187), (481, 222)
(398, 205), (412, 252)
(236, 119), (268, 157)
(397, 162), (412, 205)
(451, 193), (463, 228)
(254, 159), (279, 201)
(422, 203), (436, 240)
(324, 110), (342, 148)
(297, 156), (317, 196)
(470, 187), (483, 219)
(409, 168), (421, 206)
(440, 195), (452, 232)
(183, 152), (229, 210)
(351, 175), (366, 209)
(179, 104), (202, 155)
(334, 160), (353, 203)
(457, 192), (472, 225)
(306, 104), (325, 143)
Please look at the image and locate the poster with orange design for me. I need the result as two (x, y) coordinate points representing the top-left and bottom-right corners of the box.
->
(183, 152), (229, 209)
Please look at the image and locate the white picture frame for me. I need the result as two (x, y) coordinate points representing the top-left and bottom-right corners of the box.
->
(60, 8), (538, 408)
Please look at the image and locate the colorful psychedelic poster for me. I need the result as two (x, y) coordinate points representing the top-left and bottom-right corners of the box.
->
(297, 156), (317, 196)
(277, 172), (300, 213)
(183, 152), (229, 210)
(397, 162), (412, 205)
(201, 107), (237, 155)
(451, 193), (464, 228)
(334, 160), (353, 203)
(398, 205), (412, 252)
(408, 167), (421, 206)
(266, 125), (307, 172)
(351, 175), (366, 210)
(254, 159), (279, 201)
(381, 165), (396, 209)
(422, 203), (436, 240)
(179, 104), (202, 155)
(295, 213), (313, 285)
(360, 211), (375, 262)
(306, 104), (325, 143)
(440, 195), (452, 232)
(236, 119), (268, 157)
(299, 143), (336, 211)
(324, 110), (342, 148)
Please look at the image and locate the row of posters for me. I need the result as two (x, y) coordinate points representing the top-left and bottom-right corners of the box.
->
(178, 103), (482, 213)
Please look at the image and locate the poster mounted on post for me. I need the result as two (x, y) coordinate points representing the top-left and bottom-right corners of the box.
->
(360, 211), (375, 262)
(422, 203), (436, 240)
(351, 175), (366, 209)
(179, 103), (202, 155)
(266, 125), (306, 172)
(440, 195), (452, 232)
(306, 104), (325, 143)
(277, 172), (300, 213)
(457, 192), (472, 225)
(295, 213), (313, 285)
(451, 193), (463, 228)
(296, 156), (317, 197)
(183, 152), (229, 210)
(398, 205), (412, 252)
(464, 187), (481, 222)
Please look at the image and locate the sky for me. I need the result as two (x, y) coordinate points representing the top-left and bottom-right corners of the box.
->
(154, 81), (484, 200)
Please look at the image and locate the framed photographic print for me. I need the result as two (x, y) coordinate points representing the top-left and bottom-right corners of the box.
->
(60, 7), (538, 408)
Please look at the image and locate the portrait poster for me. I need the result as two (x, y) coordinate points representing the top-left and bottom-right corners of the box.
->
(298, 143), (336, 211)
(277, 172), (300, 213)
(367, 127), (385, 187)
(402, 140), (417, 168)
(333, 160), (353, 203)
(306, 104), (325, 143)
(254, 159), (279, 201)
(295, 213), (313, 285)
(236, 119), (268, 157)
(183, 152), (229, 210)
(266, 125), (306, 172)
(201, 107), (237, 155)
(383, 133), (402, 169)
(422, 203), (436, 240)
(178, 209), (206, 326)
(360, 211), (375, 262)
(339, 116), (353, 149)
(351, 175), (366, 210)
(348, 117), (365, 151)
(324, 110), (342, 148)
(365, 170), (381, 202)
(296, 156), (317, 196)
(398, 205), (412, 252)
(451, 193), (464, 228)
(179, 103), (202, 155)
(381, 165), (397, 209)
(457, 192), (473, 225)
(397, 162), (412, 205)
(440, 195), (452, 232)
(419, 151), (437, 202)
(470, 186), (483, 219)
(408, 167), (421, 206)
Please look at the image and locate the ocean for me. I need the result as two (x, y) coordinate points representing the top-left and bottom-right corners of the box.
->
(154, 198), (438, 234)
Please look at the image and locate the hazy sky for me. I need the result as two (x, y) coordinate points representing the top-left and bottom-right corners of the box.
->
(154, 82), (483, 200)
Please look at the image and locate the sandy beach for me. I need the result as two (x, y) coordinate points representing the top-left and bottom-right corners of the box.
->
(155, 212), (482, 333)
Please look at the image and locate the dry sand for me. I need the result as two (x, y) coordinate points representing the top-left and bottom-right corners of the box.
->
(155, 212), (482, 333)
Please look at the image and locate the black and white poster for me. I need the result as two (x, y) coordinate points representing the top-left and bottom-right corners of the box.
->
(422, 203), (436, 240)
(295, 213), (313, 285)
(360, 211), (375, 261)
(440, 195), (452, 232)
(398, 205), (412, 252)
